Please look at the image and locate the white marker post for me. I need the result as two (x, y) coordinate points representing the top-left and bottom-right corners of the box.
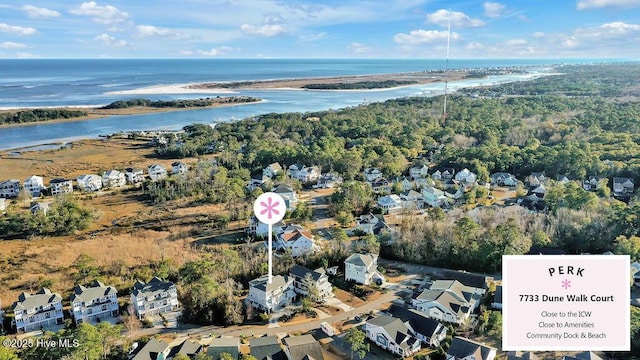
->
(253, 192), (286, 284)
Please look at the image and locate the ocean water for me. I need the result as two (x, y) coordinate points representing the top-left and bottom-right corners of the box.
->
(0, 58), (586, 150)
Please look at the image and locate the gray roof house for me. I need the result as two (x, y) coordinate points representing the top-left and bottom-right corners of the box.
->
(446, 336), (497, 360)
(290, 265), (333, 302)
(130, 277), (179, 319)
(364, 314), (421, 358)
(207, 336), (240, 360)
(250, 335), (286, 360)
(561, 352), (605, 360)
(131, 338), (171, 360)
(70, 280), (119, 324)
(246, 274), (295, 313)
(169, 340), (203, 359)
(282, 334), (325, 360)
(11, 288), (64, 333)
(388, 305), (448, 348)
(507, 351), (540, 360)
(344, 253), (384, 285)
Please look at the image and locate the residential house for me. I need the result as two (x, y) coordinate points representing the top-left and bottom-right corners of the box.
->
(273, 183), (298, 210)
(352, 213), (389, 235)
(49, 178), (73, 196)
(287, 163), (305, 178)
(168, 340), (203, 359)
(246, 275), (295, 313)
(389, 305), (448, 348)
(23, 175), (45, 197)
(409, 164), (429, 179)
(147, 164), (168, 181)
(632, 262), (640, 287)
(248, 174), (270, 191)
(613, 177), (635, 198)
(247, 215), (285, 237)
(561, 351), (605, 360)
(518, 194), (546, 212)
(557, 175), (570, 184)
(0, 179), (20, 198)
(76, 174), (102, 192)
(446, 336), (497, 360)
(412, 280), (482, 325)
(250, 335), (286, 360)
(130, 338), (171, 360)
(102, 170), (126, 188)
(507, 351), (539, 360)
(282, 334), (325, 360)
(490, 172), (518, 187)
(11, 288), (64, 333)
(289, 265), (333, 302)
(364, 314), (421, 358)
(528, 184), (546, 199)
(292, 165), (320, 183)
(70, 280), (119, 325)
(432, 168), (455, 181)
(344, 253), (384, 285)
(315, 173), (343, 189)
(401, 190), (423, 209)
(414, 176), (432, 189)
(207, 337), (240, 360)
(583, 176), (601, 192)
(263, 162), (283, 178)
(455, 168), (477, 185)
(130, 277), (180, 319)
(378, 194), (402, 213)
(171, 161), (188, 175)
(371, 177), (391, 194)
(0, 303), (4, 332)
(526, 172), (546, 187)
(125, 167), (145, 184)
(276, 227), (317, 257)
(442, 271), (488, 295)
(423, 186), (449, 208)
(491, 285), (502, 310)
(395, 176), (414, 191)
(0, 198), (5, 214)
(364, 168), (383, 182)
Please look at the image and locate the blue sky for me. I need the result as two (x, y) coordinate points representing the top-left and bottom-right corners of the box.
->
(1, 0), (639, 59)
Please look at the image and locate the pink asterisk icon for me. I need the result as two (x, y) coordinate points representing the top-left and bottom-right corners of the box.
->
(254, 192), (286, 225)
(561, 279), (571, 289)
(260, 196), (280, 219)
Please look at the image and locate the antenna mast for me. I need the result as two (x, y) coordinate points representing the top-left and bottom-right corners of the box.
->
(443, 9), (451, 118)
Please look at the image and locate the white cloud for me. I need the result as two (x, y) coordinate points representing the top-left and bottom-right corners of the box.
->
(533, 32), (545, 38)
(426, 9), (485, 28)
(16, 52), (38, 59)
(70, 1), (129, 24)
(93, 34), (130, 47)
(179, 50), (193, 55)
(198, 46), (233, 56)
(394, 29), (461, 44)
(505, 38), (527, 46)
(136, 25), (190, 40)
(577, 0), (640, 9)
(483, 2), (506, 18)
(240, 24), (287, 37)
(465, 42), (484, 50)
(22, 5), (60, 18)
(348, 42), (372, 54)
(0, 41), (27, 49)
(299, 32), (327, 42)
(0, 23), (37, 35)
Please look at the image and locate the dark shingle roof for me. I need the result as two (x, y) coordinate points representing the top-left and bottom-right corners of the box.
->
(388, 305), (443, 338)
(366, 314), (419, 351)
(70, 280), (117, 303)
(290, 265), (323, 282)
(169, 340), (202, 358)
(12, 288), (62, 311)
(250, 336), (286, 360)
(131, 277), (175, 297)
(282, 335), (324, 360)
(447, 336), (496, 360)
(131, 338), (171, 360)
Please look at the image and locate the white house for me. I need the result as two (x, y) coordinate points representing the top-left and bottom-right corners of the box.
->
(246, 275), (295, 313)
(344, 253), (384, 285)
(446, 337), (497, 360)
(291, 165), (320, 183)
(401, 190), (423, 210)
(395, 176), (414, 191)
(131, 338), (172, 360)
(172, 161), (188, 175)
(130, 277), (179, 319)
(352, 213), (388, 235)
(364, 314), (421, 358)
(455, 168), (477, 185)
(248, 174), (270, 191)
(289, 265), (333, 302)
(23, 175), (45, 197)
(389, 305), (448, 348)
(491, 285), (502, 310)
(125, 168), (144, 184)
(49, 178), (73, 196)
(490, 172), (518, 187)
(0, 179), (21, 198)
(423, 186), (449, 208)
(412, 280), (482, 325)
(370, 177), (391, 194)
(273, 183), (297, 210)
(102, 170), (126, 188)
(76, 174), (102, 192)
(11, 288), (64, 333)
(276, 227), (317, 257)
(247, 215), (285, 237)
(364, 168), (383, 182)
(378, 194), (402, 213)
(0, 198), (6, 214)
(70, 280), (119, 324)
(316, 173), (343, 189)
(409, 164), (429, 179)
(263, 162), (283, 178)
(148, 164), (168, 181)
(613, 177), (635, 196)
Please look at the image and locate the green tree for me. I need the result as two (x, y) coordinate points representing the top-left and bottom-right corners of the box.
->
(335, 211), (355, 228)
(220, 353), (234, 360)
(172, 354), (191, 360)
(0, 337), (19, 360)
(242, 355), (258, 360)
(344, 326), (369, 360)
